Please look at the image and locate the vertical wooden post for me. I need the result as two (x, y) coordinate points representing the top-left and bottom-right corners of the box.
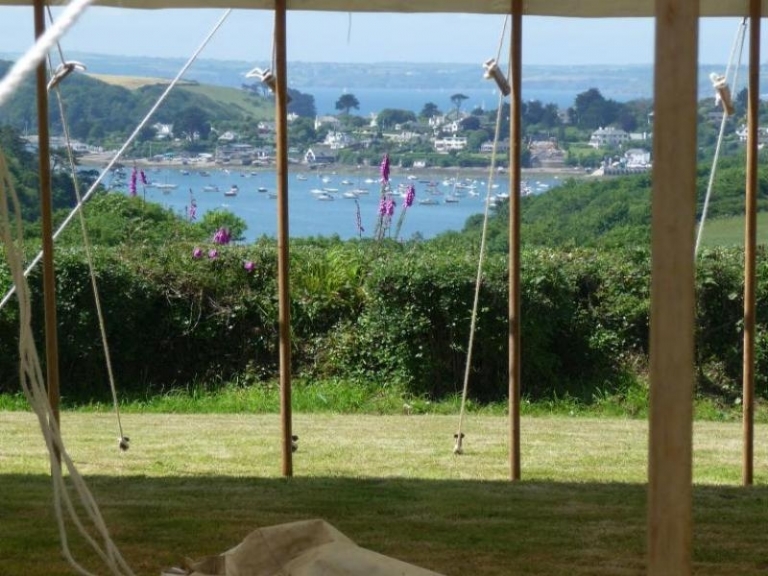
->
(34, 0), (61, 437)
(274, 0), (292, 477)
(742, 0), (761, 487)
(508, 0), (522, 482)
(647, 1), (698, 574)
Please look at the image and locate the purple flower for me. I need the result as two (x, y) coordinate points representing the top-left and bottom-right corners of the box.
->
(208, 249), (219, 259)
(129, 168), (137, 197)
(139, 170), (148, 185)
(378, 197), (387, 216)
(380, 153), (390, 183)
(244, 260), (255, 273)
(404, 184), (416, 208)
(385, 196), (396, 217)
(192, 247), (203, 259)
(212, 227), (231, 245)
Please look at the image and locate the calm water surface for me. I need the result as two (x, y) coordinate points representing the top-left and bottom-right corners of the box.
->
(111, 166), (567, 242)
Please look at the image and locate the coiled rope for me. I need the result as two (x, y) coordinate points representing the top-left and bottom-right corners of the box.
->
(0, 150), (136, 576)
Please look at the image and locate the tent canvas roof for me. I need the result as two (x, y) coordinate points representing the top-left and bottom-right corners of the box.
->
(0, 0), (764, 17)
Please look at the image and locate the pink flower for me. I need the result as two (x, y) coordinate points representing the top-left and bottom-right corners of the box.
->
(385, 196), (396, 216)
(380, 153), (390, 183)
(404, 184), (416, 208)
(212, 227), (231, 245)
(208, 249), (219, 259)
(129, 167), (137, 197)
(192, 247), (203, 259)
(244, 260), (255, 273)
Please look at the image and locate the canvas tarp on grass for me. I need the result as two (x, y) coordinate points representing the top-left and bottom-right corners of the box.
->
(164, 519), (445, 576)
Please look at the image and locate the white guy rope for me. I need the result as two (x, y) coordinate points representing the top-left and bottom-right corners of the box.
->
(0, 0), (94, 109)
(0, 8), (233, 310)
(47, 47), (128, 449)
(454, 19), (510, 453)
(695, 17), (747, 256)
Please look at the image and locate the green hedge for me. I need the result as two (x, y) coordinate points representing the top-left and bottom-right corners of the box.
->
(0, 241), (765, 403)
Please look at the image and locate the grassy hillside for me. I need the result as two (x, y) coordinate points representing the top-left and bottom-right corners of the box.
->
(179, 83), (274, 120)
(89, 73), (273, 120)
(698, 212), (768, 247)
(86, 73), (186, 90)
(457, 154), (768, 252)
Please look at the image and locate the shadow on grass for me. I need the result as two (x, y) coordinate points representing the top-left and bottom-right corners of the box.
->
(1, 475), (767, 576)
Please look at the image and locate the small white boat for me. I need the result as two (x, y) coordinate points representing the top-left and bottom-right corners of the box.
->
(444, 195), (460, 204)
(342, 191), (359, 199)
(257, 187), (268, 193)
(341, 179), (354, 185)
(203, 185), (219, 192)
(155, 183), (178, 190)
(322, 188), (339, 193)
(418, 197), (439, 206)
(224, 185), (239, 197)
(296, 174), (308, 181)
(316, 192), (334, 201)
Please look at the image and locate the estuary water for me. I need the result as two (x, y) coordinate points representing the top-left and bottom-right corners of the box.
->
(111, 166), (568, 242)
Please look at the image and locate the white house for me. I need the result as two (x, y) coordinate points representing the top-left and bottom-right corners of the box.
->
(314, 115), (341, 131)
(434, 135), (468, 153)
(589, 126), (630, 148)
(152, 122), (173, 140)
(304, 146), (337, 165)
(217, 131), (238, 142)
(624, 148), (652, 167)
(323, 131), (355, 150)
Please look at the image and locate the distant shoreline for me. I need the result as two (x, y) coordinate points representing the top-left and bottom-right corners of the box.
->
(79, 152), (585, 179)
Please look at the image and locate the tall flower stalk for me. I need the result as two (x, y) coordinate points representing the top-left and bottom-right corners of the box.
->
(373, 153), (397, 240)
(393, 184), (416, 240)
(129, 167), (137, 197)
(186, 188), (197, 222)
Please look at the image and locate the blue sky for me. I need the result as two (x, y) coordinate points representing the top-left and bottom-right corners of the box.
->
(0, 7), (759, 65)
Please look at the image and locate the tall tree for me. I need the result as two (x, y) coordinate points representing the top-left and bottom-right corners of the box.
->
(420, 102), (440, 119)
(450, 93), (469, 119)
(173, 106), (211, 141)
(288, 88), (317, 118)
(335, 93), (360, 115)
(376, 108), (417, 130)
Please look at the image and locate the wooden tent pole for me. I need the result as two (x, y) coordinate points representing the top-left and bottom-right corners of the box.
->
(274, 0), (292, 477)
(742, 0), (761, 487)
(508, 0), (522, 482)
(33, 0), (61, 438)
(647, 0), (698, 574)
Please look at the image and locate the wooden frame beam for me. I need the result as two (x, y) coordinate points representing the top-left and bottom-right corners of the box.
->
(647, 0), (698, 573)
(508, 0), (522, 482)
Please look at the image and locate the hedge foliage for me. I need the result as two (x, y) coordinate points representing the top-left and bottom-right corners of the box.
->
(1, 234), (766, 404)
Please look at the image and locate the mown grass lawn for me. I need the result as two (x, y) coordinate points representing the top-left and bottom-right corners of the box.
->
(2, 412), (767, 575)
